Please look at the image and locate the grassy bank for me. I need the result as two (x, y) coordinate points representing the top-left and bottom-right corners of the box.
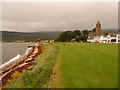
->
(5, 44), (59, 88)
(57, 43), (118, 88)
(5, 43), (118, 88)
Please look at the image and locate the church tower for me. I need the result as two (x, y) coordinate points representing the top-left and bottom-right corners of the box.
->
(96, 21), (101, 36)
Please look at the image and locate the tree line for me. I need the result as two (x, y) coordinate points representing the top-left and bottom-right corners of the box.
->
(55, 30), (89, 42)
(55, 27), (112, 42)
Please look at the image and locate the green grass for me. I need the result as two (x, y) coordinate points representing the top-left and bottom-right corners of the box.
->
(5, 43), (118, 88)
(57, 43), (118, 88)
(6, 44), (59, 88)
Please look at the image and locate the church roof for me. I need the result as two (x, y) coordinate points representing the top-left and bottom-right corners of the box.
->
(88, 32), (96, 38)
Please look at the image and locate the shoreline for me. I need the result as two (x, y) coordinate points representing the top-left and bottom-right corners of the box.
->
(0, 47), (33, 70)
(0, 43), (43, 87)
(0, 45), (34, 71)
(1, 42), (39, 66)
(1, 41), (39, 44)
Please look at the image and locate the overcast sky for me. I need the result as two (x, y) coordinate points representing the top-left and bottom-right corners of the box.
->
(2, 2), (118, 32)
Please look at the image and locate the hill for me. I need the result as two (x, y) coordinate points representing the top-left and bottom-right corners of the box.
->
(101, 29), (118, 32)
(36, 31), (62, 37)
(1, 31), (62, 42)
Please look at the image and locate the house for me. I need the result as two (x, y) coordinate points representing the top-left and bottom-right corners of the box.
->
(87, 21), (120, 44)
(87, 33), (120, 43)
(40, 40), (54, 43)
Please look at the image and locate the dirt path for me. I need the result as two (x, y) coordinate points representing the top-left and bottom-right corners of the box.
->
(49, 51), (63, 88)
(1, 45), (42, 87)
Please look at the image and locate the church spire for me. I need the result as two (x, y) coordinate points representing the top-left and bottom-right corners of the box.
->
(96, 21), (101, 36)
(97, 21), (101, 25)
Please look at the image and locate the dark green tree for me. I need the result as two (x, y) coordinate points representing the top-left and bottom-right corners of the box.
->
(82, 30), (89, 36)
(80, 35), (88, 42)
(72, 30), (81, 38)
(75, 35), (80, 42)
(55, 31), (73, 42)
(55, 29), (89, 42)
(92, 28), (96, 32)
(66, 31), (73, 41)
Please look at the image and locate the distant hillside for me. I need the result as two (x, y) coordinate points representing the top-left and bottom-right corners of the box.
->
(1, 31), (62, 42)
(101, 29), (119, 32)
(1, 29), (118, 42)
(36, 31), (62, 37)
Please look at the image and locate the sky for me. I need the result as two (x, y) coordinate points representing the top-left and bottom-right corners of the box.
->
(1, 2), (118, 32)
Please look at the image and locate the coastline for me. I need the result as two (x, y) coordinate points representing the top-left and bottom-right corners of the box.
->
(0, 44), (34, 71)
(1, 41), (38, 44)
(0, 43), (43, 87)
(1, 42), (38, 66)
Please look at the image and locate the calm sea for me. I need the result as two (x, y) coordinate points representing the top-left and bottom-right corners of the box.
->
(1, 43), (34, 65)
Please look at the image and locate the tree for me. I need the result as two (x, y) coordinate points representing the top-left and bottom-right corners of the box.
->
(55, 32), (66, 42)
(55, 31), (73, 42)
(75, 35), (80, 42)
(104, 32), (109, 36)
(92, 28), (96, 32)
(55, 29), (89, 42)
(82, 30), (89, 36)
(66, 31), (73, 41)
(80, 35), (88, 42)
(72, 30), (81, 38)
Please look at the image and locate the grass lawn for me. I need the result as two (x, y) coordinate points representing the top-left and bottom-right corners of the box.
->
(57, 43), (118, 88)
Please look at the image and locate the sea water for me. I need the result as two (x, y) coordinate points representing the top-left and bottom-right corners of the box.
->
(1, 43), (34, 65)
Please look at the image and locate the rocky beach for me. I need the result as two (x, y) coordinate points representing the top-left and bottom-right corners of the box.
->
(0, 43), (42, 88)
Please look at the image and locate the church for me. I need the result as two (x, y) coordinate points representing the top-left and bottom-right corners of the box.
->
(87, 21), (120, 43)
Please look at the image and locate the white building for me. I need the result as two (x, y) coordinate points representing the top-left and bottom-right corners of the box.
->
(87, 33), (120, 44)
(87, 21), (120, 44)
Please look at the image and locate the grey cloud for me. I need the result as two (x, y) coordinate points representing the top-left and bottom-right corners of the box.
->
(2, 2), (118, 32)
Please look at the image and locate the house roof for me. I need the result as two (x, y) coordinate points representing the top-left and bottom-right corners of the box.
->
(101, 35), (107, 37)
(88, 31), (119, 38)
(88, 32), (96, 38)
